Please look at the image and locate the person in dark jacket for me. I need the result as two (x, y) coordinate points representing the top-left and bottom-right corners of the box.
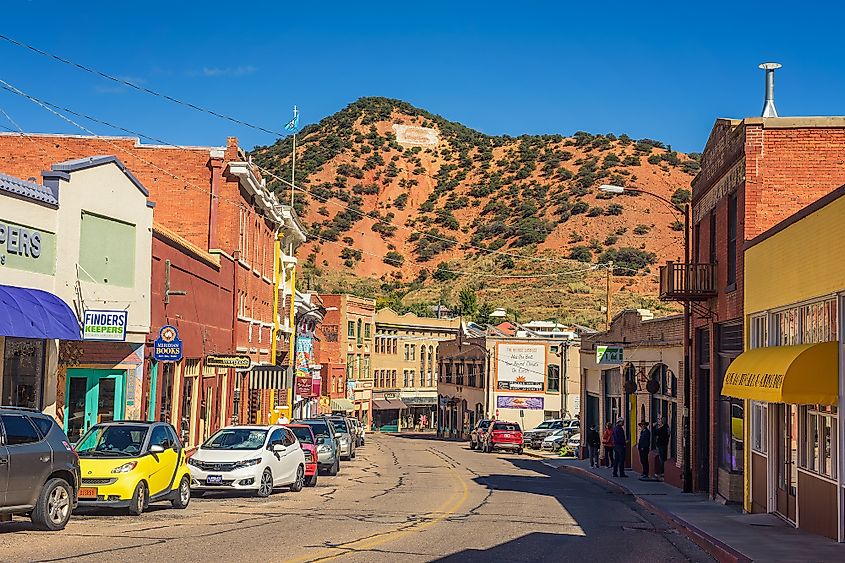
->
(586, 424), (600, 467)
(611, 418), (627, 478)
(637, 420), (652, 480)
(654, 416), (671, 481)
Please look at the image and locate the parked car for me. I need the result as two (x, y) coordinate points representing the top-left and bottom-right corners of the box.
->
(287, 424), (318, 487)
(300, 418), (341, 475)
(523, 419), (568, 449)
(188, 425), (306, 497)
(0, 407), (80, 530)
(564, 432), (581, 456)
(347, 417), (364, 447)
(481, 421), (523, 454)
(541, 428), (568, 451)
(468, 419), (493, 450)
(562, 419), (580, 437)
(74, 421), (190, 515)
(327, 416), (356, 460)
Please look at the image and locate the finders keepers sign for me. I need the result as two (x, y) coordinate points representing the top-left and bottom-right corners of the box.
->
(496, 343), (546, 392)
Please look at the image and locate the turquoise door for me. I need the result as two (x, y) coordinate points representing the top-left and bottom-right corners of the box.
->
(65, 369), (126, 443)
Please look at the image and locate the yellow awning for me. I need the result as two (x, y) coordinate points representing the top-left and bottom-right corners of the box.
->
(721, 341), (839, 405)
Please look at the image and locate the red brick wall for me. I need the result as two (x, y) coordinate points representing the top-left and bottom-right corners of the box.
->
(690, 120), (845, 498)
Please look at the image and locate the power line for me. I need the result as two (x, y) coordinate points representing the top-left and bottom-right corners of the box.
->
(0, 33), (286, 138)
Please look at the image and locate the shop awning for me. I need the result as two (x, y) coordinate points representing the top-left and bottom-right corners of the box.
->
(330, 398), (354, 412)
(721, 342), (839, 405)
(372, 398), (408, 410)
(0, 284), (81, 340)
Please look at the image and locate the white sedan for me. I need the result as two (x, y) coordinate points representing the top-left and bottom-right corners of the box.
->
(188, 425), (306, 497)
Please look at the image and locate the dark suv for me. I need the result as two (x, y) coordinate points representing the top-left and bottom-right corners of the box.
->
(0, 407), (80, 530)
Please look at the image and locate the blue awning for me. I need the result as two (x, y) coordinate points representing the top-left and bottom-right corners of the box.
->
(0, 284), (81, 340)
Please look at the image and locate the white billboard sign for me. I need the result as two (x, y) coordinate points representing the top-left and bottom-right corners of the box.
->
(496, 343), (546, 392)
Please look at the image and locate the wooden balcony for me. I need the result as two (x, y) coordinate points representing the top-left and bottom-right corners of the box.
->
(659, 261), (717, 301)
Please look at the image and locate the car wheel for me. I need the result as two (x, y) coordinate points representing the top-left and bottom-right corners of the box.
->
(328, 459), (339, 476)
(305, 473), (318, 487)
(128, 481), (147, 516)
(518, 448), (524, 455)
(257, 468), (274, 498)
(31, 478), (72, 531)
(171, 476), (191, 509)
(290, 466), (305, 493)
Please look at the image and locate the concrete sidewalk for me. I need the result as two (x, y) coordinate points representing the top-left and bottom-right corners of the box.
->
(538, 457), (845, 562)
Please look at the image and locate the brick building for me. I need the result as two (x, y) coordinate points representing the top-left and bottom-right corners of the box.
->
(316, 295), (376, 422)
(690, 117), (845, 502)
(0, 132), (304, 438)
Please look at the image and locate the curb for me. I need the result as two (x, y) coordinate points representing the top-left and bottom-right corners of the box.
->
(559, 465), (751, 563)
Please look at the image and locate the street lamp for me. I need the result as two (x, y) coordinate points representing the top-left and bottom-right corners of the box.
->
(598, 184), (693, 494)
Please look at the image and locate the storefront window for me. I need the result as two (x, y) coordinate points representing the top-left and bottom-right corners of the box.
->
(2, 338), (45, 409)
(159, 363), (175, 423)
(799, 405), (837, 480)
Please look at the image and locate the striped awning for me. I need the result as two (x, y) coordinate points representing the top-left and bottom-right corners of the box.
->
(249, 365), (290, 390)
(331, 398), (354, 412)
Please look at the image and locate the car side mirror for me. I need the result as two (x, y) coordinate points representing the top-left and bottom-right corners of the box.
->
(316, 436), (326, 444)
(150, 444), (165, 454)
(272, 443), (285, 452)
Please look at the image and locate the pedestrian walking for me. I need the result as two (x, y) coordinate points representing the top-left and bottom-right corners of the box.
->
(612, 418), (627, 478)
(601, 422), (614, 468)
(586, 424), (600, 467)
(637, 420), (651, 480)
(654, 415), (670, 481)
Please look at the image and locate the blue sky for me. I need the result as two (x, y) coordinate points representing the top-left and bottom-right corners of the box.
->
(0, 1), (840, 153)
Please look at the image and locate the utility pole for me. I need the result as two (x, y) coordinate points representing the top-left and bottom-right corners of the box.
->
(606, 261), (613, 330)
(290, 105), (298, 207)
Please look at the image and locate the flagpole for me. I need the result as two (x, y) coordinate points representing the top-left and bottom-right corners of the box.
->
(290, 105), (297, 207)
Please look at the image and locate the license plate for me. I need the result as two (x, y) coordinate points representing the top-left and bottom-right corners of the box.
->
(79, 487), (97, 498)
(206, 475), (223, 485)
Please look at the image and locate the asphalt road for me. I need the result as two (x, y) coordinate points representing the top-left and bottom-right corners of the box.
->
(0, 434), (712, 562)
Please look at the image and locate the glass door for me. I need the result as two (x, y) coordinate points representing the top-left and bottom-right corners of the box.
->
(64, 369), (125, 443)
(775, 403), (798, 522)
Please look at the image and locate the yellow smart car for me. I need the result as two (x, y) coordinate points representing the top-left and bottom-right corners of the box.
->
(74, 421), (191, 515)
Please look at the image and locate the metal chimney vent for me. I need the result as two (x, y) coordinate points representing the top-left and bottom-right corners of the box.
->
(759, 62), (782, 118)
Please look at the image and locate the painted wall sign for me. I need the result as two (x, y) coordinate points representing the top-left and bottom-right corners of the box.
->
(0, 219), (56, 274)
(496, 343), (546, 392)
(204, 354), (252, 370)
(83, 310), (127, 341)
(153, 325), (182, 362)
(496, 396), (544, 410)
(596, 345), (624, 365)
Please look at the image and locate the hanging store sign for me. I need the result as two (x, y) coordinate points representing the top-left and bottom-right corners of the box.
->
(205, 354), (252, 370)
(83, 310), (127, 341)
(596, 345), (624, 365)
(153, 325), (182, 362)
(295, 375), (313, 397)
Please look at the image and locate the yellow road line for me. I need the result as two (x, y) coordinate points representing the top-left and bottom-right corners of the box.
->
(284, 449), (470, 563)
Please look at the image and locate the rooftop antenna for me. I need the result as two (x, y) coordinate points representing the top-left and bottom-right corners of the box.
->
(759, 62), (782, 118)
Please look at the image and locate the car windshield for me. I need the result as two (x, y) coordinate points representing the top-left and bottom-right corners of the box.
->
(493, 423), (520, 431)
(479, 420), (492, 429)
(203, 428), (267, 450)
(75, 425), (148, 457)
(534, 421), (552, 429)
(330, 419), (348, 434)
(289, 426), (314, 444)
(304, 421), (330, 437)
(547, 429), (567, 437)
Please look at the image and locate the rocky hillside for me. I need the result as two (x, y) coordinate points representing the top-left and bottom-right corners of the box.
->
(251, 97), (696, 325)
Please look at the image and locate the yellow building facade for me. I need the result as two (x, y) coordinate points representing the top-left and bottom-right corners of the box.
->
(728, 185), (845, 541)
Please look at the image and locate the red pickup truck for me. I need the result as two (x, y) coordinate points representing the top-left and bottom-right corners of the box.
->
(482, 421), (523, 454)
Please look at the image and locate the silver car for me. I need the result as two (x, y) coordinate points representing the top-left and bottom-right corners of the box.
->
(328, 417), (356, 460)
(300, 418), (341, 476)
(0, 407), (80, 530)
